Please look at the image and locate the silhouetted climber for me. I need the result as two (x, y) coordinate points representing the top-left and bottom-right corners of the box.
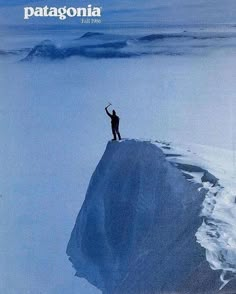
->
(105, 104), (121, 141)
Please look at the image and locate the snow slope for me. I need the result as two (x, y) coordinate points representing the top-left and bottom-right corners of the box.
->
(67, 139), (236, 293)
(155, 141), (236, 291)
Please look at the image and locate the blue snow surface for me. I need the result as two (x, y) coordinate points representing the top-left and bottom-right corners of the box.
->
(67, 139), (236, 294)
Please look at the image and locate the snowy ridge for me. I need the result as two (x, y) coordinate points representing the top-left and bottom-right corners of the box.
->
(67, 139), (236, 293)
(155, 140), (236, 290)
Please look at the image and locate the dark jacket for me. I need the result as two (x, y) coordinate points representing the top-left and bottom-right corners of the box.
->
(105, 109), (120, 128)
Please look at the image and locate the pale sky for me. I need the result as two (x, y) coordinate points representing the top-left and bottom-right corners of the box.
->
(0, 0), (235, 27)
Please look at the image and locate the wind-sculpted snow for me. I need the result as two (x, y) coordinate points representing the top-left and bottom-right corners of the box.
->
(157, 141), (236, 293)
(20, 30), (236, 61)
(67, 139), (235, 294)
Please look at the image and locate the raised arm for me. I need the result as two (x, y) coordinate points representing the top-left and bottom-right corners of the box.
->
(105, 106), (112, 118)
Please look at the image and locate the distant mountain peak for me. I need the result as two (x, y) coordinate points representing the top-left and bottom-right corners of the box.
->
(80, 32), (105, 39)
(22, 39), (64, 61)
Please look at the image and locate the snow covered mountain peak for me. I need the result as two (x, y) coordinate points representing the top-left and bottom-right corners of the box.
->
(22, 39), (64, 61)
(67, 139), (236, 293)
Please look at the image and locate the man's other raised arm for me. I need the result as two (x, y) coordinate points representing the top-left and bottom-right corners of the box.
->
(105, 106), (112, 118)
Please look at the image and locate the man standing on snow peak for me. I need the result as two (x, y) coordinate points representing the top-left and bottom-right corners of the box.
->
(105, 104), (121, 141)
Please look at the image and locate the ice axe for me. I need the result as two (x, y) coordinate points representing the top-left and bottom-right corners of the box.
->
(106, 103), (112, 108)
